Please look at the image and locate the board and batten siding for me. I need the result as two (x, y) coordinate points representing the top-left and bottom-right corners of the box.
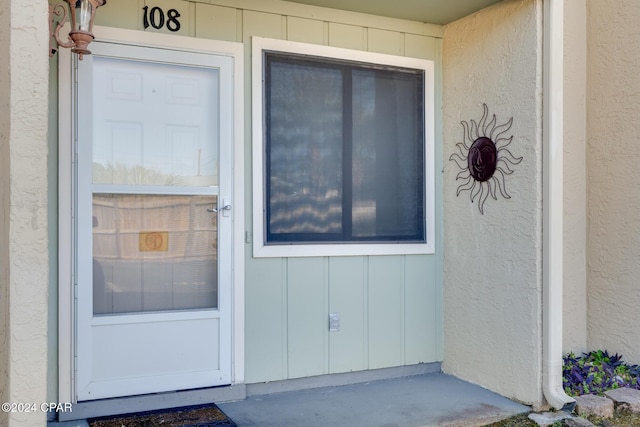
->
(93, 0), (443, 384)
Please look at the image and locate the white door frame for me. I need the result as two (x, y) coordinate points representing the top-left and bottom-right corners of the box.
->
(58, 26), (245, 403)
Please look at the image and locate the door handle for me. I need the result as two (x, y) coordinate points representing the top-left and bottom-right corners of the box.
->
(207, 204), (231, 213)
(207, 198), (232, 217)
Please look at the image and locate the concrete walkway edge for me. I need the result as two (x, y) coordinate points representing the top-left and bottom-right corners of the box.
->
(219, 372), (530, 427)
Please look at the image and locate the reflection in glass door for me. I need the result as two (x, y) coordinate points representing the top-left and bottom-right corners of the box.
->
(92, 194), (218, 314)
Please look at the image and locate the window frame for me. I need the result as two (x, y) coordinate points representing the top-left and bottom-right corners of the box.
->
(252, 37), (435, 258)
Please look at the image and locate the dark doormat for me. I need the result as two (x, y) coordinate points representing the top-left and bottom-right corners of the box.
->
(88, 403), (237, 427)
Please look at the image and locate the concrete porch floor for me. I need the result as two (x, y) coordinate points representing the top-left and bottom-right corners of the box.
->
(218, 372), (530, 427)
(51, 372), (530, 427)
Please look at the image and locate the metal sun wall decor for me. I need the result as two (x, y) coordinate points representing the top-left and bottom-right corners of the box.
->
(449, 104), (523, 215)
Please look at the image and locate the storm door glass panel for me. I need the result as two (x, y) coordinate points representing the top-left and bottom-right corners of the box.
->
(351, 69), (424, 240)
(91, 56), (220, 315)
(266, 59), (343, 239)
(92, 194), (218, 315)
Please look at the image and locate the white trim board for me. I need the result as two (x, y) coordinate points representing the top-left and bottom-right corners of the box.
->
(251, 37), (436, 258)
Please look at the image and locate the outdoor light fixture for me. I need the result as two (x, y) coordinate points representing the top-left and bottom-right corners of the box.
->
(50, 0), (106, 59)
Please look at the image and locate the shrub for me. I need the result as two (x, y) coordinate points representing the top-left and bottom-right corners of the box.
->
(563, 350), (640, 396)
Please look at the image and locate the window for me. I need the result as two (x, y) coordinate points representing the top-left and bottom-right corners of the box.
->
(252, 38), (435, 257)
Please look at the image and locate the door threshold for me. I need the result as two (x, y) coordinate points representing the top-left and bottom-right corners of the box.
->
(58, 385), (246, 422)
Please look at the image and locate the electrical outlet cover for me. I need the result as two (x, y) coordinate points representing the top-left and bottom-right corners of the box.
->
(329, 313), (340, 332)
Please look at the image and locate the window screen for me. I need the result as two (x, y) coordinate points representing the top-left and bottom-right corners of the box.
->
(264, 52), (425, 244)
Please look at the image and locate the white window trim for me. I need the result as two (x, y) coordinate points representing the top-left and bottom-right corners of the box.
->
(251, 37), (435, 258)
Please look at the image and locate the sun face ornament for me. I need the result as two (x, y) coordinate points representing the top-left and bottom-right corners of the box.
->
(449, 104), (523, 214)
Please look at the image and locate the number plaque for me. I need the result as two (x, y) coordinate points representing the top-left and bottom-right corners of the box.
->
(142, 6), (181, 32)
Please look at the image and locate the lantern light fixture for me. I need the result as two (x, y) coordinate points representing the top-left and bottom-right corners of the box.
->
(50, 0), (107, 60)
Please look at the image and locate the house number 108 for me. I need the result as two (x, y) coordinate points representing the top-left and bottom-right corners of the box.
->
(142, 6), (181, 32)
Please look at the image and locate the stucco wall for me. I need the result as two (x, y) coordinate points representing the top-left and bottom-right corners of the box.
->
(587, 0), (640, 363)
(562, 0), (587, 354)
(442, 0), (543, 405)
(1, 0), (50, 425)
(0, 0), (10, 423)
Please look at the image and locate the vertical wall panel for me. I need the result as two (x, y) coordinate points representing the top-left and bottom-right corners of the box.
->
(328, 23), (365, 50)
(368, 256), (404, 369)
(328, 257), (367, 373)
(94, 0), (143, 30)
(241, 8), (285, 383)
(368, 28), (403, 55)
(404, 255), (438, 364)
(287, 17), (326, 44)
(243, 10), (284, 41)
(244, 256), (287, 383)
(195, 4), (239, 42)
(405, 33), (437, 60)
(287, 258), (327, 378)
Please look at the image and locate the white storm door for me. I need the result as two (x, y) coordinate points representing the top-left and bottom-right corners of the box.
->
(75, 42), (234, 401)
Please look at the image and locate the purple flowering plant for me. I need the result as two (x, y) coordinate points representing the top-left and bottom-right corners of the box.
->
(563, 350), (640, 396)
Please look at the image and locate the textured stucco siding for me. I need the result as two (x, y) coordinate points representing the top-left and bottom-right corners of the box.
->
(442, 0), (543, 405)
(0, 0), (50, 425)
(0, 0), (10, 422)
(587, 0), (640, 364)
